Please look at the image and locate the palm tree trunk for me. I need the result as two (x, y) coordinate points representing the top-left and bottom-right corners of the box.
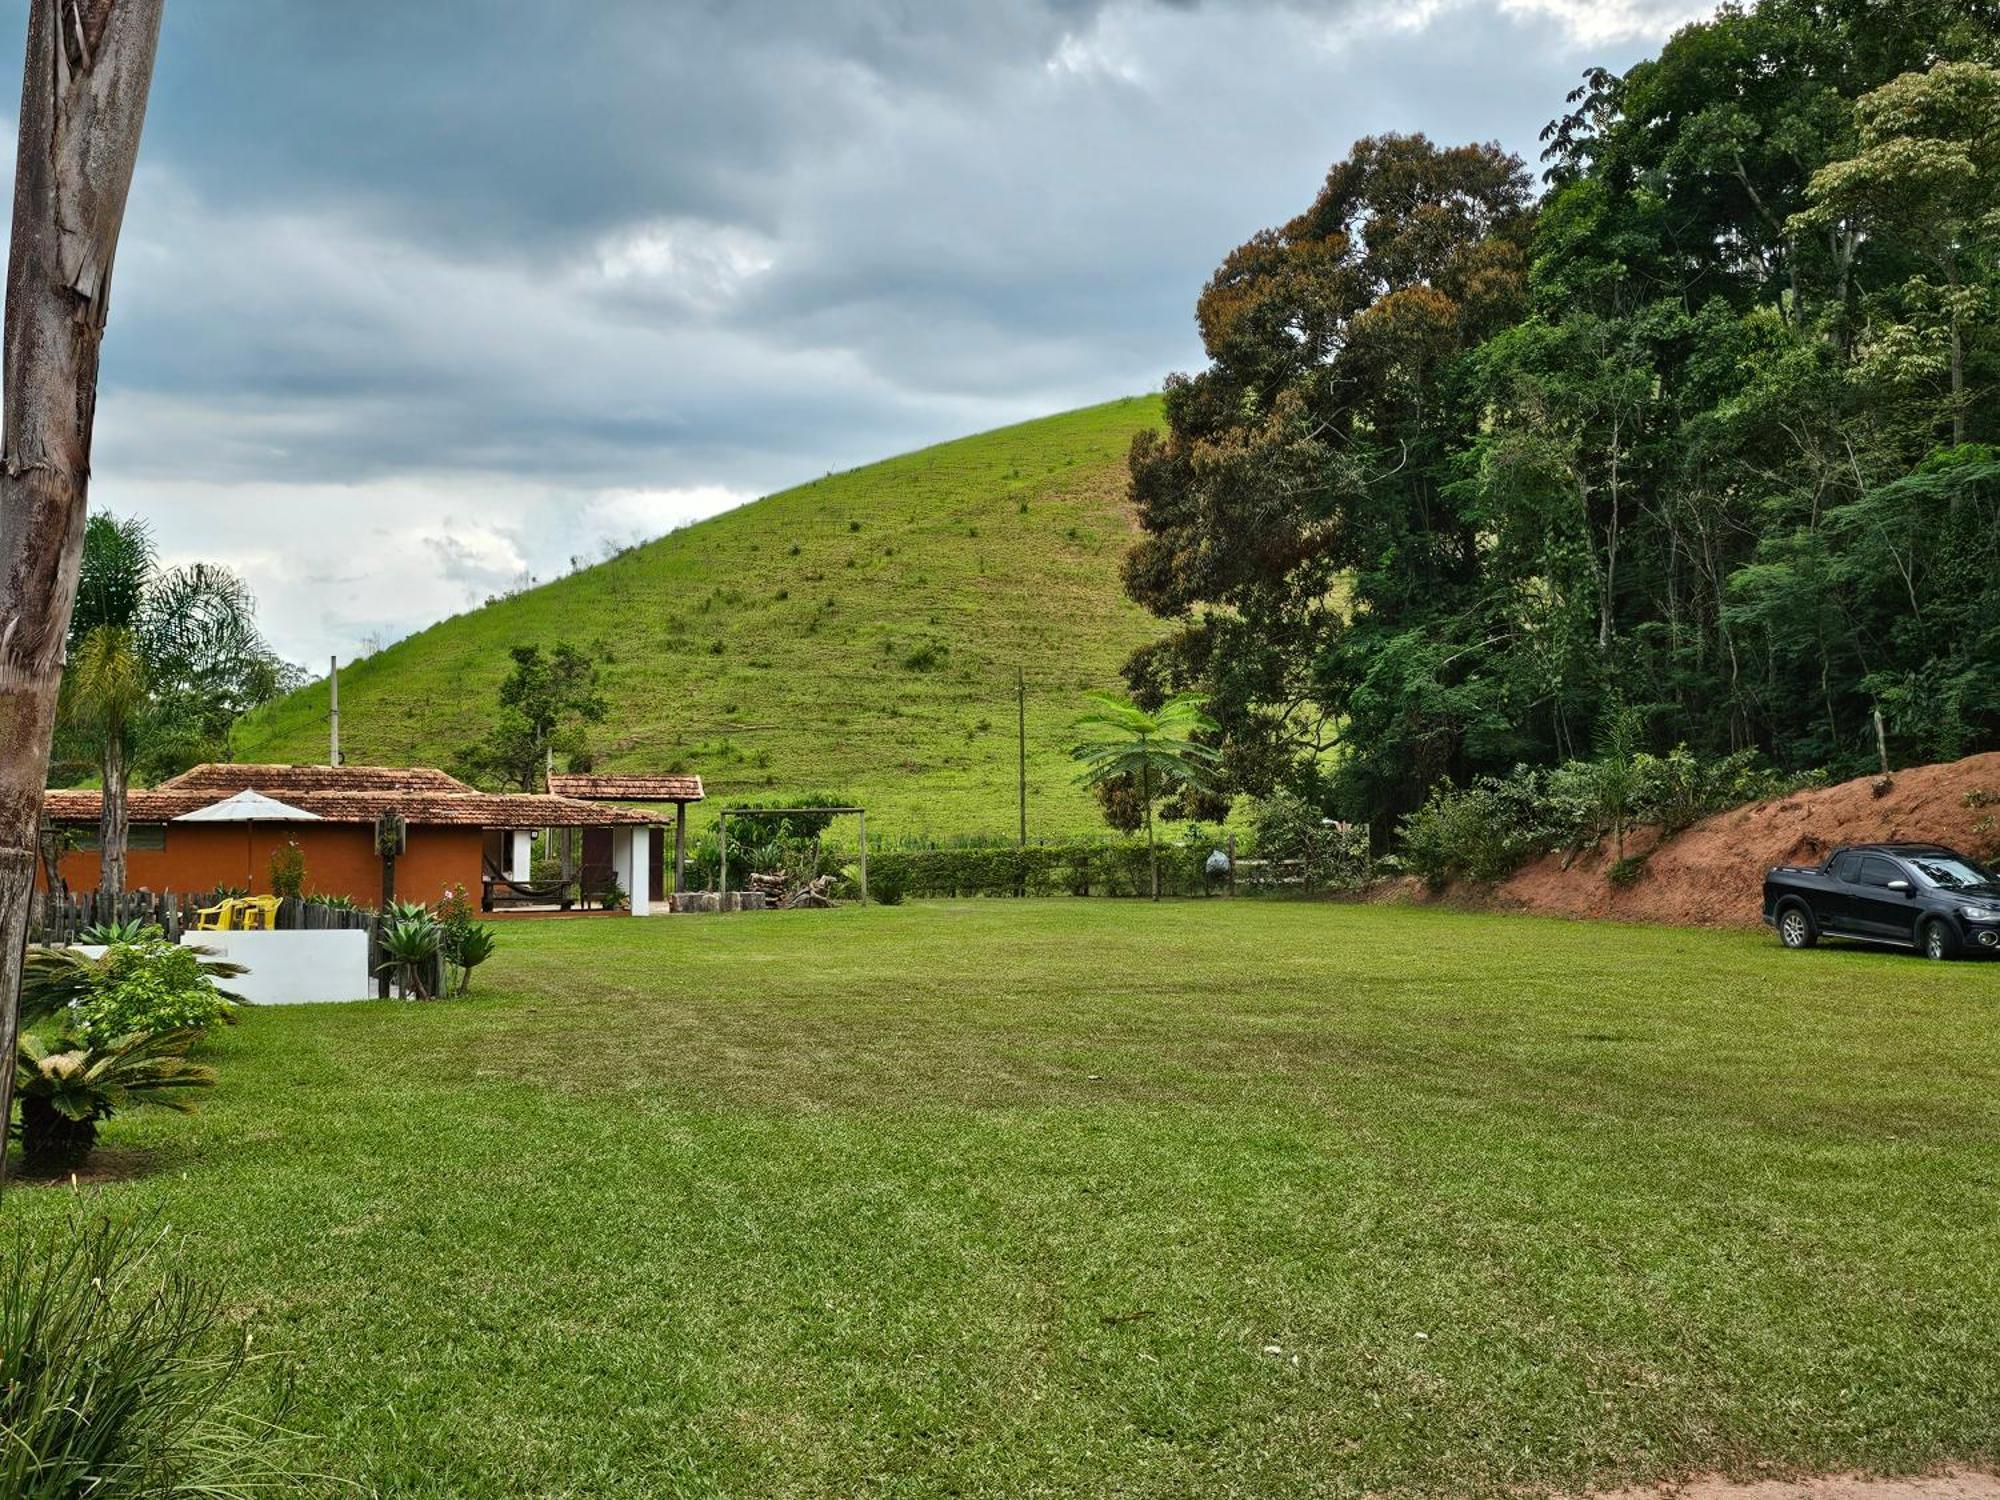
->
(99, 728), (128, 896)
(0, 0), (166, 1193)
(1144, 762), (1157, 901)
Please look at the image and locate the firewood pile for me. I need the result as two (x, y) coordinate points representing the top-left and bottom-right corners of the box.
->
(784, 875), (839, 909)
(746, 870), (840, 908)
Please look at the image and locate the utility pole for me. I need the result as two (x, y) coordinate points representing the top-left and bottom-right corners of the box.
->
(1017, 666), (1027, 848)
(329, 656), (341, 766)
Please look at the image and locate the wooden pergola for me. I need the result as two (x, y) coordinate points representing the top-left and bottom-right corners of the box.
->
(718, 805), (866, 905)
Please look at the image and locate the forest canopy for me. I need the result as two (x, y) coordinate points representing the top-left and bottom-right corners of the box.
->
(1122, 0), (2000, 833)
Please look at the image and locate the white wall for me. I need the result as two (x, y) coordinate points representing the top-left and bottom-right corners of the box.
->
(610, 825), (653, 916)
(180, 929), (374, 1005)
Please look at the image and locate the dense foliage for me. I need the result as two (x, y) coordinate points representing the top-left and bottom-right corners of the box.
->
(1399, 747), (1821, 887)
(1124, 1), (2000, 832)
(8, 940), (233, 1172)
(72, 932), (238, 1045)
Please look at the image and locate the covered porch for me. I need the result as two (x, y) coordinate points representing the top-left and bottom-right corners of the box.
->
(484, 772), (704, 916)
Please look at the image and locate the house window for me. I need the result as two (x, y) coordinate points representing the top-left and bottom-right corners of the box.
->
(70, 823), (167, 852)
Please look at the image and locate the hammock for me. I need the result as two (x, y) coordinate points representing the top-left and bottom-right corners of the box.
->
(481, 859), (574, 911)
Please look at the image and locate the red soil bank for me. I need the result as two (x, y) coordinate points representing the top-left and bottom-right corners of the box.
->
(1458, 752), (2000, 930)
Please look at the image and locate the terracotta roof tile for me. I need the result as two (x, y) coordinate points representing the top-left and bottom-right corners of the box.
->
(45, 765), (659, 828)
(545, 772), (704, 803)
(155, 763), (477, 795)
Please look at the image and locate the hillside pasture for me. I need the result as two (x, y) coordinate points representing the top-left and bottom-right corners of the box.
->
(229, 398), (1168, 839)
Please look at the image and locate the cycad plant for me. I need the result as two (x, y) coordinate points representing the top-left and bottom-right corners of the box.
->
(1072, 692), (1223, 900)
(12, 1029), (215, 1173)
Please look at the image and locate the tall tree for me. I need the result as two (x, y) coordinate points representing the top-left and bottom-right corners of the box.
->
(454, 643), (610, 793)
(1122, 133), (1534, 823)
(1071, 692), (1222, 900)
(1794, 61), (2000, 445)
(0, 0), (168, 1190)
(57, 513), (288, 895)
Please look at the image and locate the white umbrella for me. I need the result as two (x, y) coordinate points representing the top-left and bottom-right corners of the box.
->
(174, 789), (322, 822)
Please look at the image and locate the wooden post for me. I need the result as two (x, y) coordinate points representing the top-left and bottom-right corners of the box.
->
(857, 809), (867, 906)
(1017, 667), (1027, 847)
(1226, 833), (1237, 897)
(674, 802), (687, 897)
(377, 853), (395, 998)
(718, 811), (728, 900)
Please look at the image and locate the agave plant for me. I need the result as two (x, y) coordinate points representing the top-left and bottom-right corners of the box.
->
(375, 916), (442, 1000)
(78, 916), (153, 945)
(444, 923), (497, 996)
(12, 1029), (216, 1173)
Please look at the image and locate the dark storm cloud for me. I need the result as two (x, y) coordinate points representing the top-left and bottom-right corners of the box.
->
(0, 0), (1703, 660)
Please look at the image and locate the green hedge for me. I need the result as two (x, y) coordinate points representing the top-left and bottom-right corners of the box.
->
(862, 843), (1212, 898)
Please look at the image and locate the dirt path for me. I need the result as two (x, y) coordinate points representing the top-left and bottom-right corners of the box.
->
(1597, 1473), (2000, 1500)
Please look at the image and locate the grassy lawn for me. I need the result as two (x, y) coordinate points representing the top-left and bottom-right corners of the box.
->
(6, 900), (1999, 1498)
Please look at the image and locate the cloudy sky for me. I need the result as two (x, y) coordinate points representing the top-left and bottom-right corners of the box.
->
(3, 0), (1708, 668)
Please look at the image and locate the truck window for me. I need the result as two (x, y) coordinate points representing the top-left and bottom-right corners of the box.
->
(1856, 855), (1904, 888)
(1827, 851), (1857, 881)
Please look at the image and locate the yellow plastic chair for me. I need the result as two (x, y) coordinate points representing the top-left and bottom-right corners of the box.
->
(238, 895), (283, 931)
(192, 897), (241, 931)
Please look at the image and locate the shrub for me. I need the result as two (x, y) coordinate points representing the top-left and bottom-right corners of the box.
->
(1398, 748), (1820, 885)
(433, 883), (498, 995)
(864, 864), (907, 905)
(1246, 792), (1372, 891)
(78, 916), (151, 945)
(1400, 775), (1546, 888)
(448, 925), (498, 992)
(73, 933), (237, 1046)
(0, 1212), (301, 1497)
(266, 840), (306, 901)
(1607, 855), (1648, 887)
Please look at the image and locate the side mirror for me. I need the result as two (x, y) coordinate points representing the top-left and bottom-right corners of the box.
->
(1886, 879), (1912, 894)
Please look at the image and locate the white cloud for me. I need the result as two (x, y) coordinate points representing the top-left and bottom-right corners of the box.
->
(589, 219), (777, 309)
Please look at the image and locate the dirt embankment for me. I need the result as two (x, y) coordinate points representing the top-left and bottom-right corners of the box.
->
(1421, 751), (2000, 930)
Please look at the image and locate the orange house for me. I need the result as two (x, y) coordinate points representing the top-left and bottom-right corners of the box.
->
(41, 763), (700, 915)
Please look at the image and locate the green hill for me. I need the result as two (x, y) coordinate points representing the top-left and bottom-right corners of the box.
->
(231, 397), (1170, 838)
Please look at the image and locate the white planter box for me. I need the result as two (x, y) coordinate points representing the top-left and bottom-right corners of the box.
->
(178, 929), (374, 1005)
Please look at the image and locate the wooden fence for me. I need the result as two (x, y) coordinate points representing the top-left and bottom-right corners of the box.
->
(30, 889), (373, 946)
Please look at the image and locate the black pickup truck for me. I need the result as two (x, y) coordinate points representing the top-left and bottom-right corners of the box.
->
(1764, 843), (2000, 960)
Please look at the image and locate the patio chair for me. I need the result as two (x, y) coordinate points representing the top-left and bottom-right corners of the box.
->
(237, 895), (283, 930)
(192, 897), (242, 931)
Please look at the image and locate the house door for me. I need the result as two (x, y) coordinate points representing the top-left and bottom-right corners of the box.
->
(649, 828), (666, 894)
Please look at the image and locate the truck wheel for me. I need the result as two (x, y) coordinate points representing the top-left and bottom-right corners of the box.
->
(1777, 902), (1817, 950)
(1920, 919), (1958, 961)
